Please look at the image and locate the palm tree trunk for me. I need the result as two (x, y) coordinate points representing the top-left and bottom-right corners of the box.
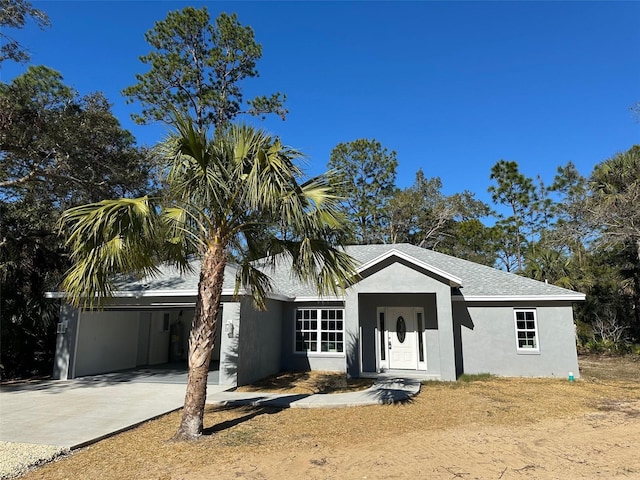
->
(173, 242), (227, 441)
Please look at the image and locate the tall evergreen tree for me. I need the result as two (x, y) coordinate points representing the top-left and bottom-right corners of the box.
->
(122, 7), (287, 131)
(548, 162), (591, 265)
(328, 138), (397, 244)
(488, 160), (541, 271)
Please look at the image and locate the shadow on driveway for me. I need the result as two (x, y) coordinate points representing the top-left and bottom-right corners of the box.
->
(1, 362), (219, 393)
(0, 364), (226, 449)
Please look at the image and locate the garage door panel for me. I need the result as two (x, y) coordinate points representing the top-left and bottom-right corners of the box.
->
(75, 311), (140, 377)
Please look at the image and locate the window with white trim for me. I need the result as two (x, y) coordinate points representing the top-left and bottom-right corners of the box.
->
(514, 309), (539, 352)
(295, 308), (344, 353)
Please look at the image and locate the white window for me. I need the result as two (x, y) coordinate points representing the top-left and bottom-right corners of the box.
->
(514, 309), (539, 353)
(295, 308), (344, 353)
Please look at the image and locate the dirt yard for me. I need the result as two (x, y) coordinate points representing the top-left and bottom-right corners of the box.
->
(20, 355), (640, 479)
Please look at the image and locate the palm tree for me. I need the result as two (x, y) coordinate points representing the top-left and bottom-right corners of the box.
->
(590, 145), (640, 263)
(58, 115), (357, 440)
(523, 247), (574, 289)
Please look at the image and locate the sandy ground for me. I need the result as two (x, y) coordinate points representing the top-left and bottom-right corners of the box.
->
(18, 356), (640, 480)
(194, 407), (640, 480)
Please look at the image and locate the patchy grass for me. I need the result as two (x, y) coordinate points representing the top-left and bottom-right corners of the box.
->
(579, 354), (640, 383)
(422, 372), (493, 388)
(458, 372), (493, 382)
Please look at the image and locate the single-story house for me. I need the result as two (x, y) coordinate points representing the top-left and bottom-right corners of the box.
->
(49, 243), (585, 386)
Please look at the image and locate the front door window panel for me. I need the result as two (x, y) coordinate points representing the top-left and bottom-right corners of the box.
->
(396, 316), (406, 343)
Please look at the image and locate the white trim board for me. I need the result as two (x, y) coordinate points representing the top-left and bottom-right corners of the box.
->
(453, 294), (586, 302)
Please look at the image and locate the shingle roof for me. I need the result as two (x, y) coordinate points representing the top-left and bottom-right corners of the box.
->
(115, 243), (584, 301)
(342, 244), (584, 299)
(113, 260), (238, 294)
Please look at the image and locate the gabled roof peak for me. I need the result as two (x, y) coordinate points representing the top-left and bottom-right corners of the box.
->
(354, 247), (462, 287)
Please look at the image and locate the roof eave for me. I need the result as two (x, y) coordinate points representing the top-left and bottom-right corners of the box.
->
(45, 289), (294, 302)
(291, 295), (344, 302)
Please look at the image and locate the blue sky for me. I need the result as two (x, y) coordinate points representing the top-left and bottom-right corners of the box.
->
(4, 1), (639, 208)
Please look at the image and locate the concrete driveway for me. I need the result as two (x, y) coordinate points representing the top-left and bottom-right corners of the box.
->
(0, 367), (226, 449)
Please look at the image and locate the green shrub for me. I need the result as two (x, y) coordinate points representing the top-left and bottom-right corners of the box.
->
(458, 373), (493, 382)
(581, 339), (633, 355)
(575, 320), (594, 347)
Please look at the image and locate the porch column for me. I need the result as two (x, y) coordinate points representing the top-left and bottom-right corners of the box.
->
(344, 290), (360, 378)
(218, 301), (240, 386)
(436, 289), (456, 381)
(53, 303), (80, 380)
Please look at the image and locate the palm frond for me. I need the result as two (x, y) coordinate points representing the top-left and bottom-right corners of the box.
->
(170, 112), (209, 170)
(234, 262), (273, 311)
(58, 196), (163, 308)
(286, 238), (359, 297)
(161, 117), (231, 228)
(161, 205), (203, 270)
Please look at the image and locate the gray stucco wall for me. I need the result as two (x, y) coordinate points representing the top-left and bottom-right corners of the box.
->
(455, 301), (580, 378)
(281, 301), (346, 373)
(234, 298), (284, 386)
(344, 258), (456, 380)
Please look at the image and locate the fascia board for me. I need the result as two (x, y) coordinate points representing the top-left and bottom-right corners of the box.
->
(291, 295), (344, 303)
(44, 289), (203, 299)
(45, 289), (294, 302)
(452, 294), (586, 302)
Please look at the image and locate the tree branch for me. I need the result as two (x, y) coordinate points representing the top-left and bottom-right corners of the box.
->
(0, 169), (39, 188)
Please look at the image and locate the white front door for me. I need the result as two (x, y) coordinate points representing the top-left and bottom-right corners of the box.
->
(387, 307), (417, 370)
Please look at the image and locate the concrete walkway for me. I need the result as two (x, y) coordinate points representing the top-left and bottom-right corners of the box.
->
(206, 377), (421, 409)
